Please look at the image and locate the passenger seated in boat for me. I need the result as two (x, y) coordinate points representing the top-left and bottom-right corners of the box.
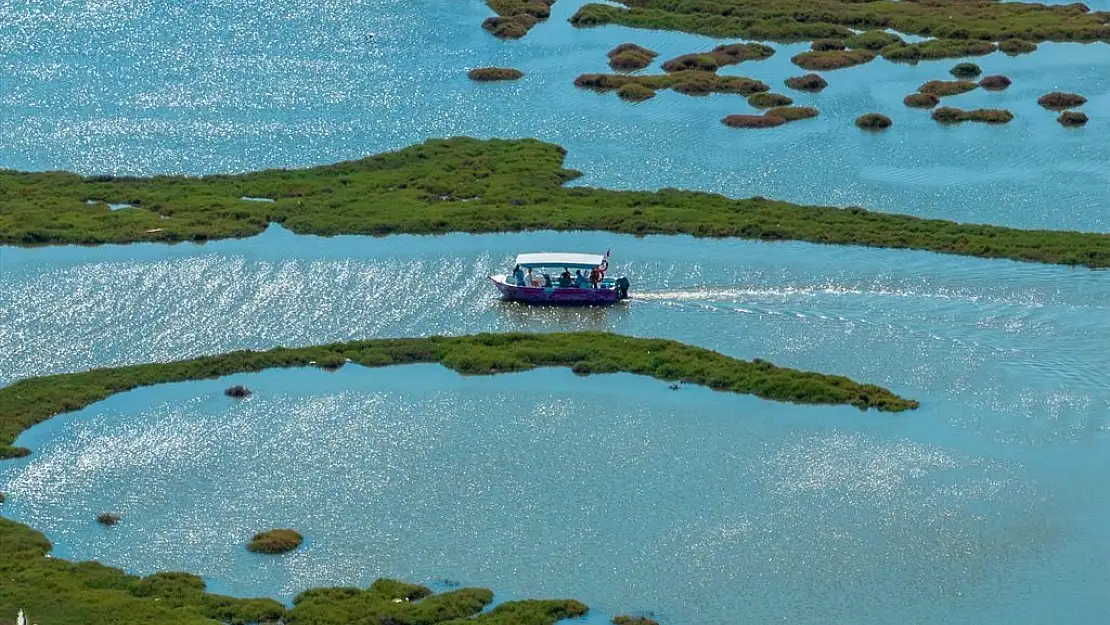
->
(513, 264), (525, 286)
(575, 269), (589, 288)
(558, 268), (573, 288)
(543, 273), (552, 287)
(525, 268), (538, 287)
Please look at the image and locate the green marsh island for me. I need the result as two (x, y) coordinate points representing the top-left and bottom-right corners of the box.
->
(0, 332), (918, 459)
(2, 137), (1108, 267)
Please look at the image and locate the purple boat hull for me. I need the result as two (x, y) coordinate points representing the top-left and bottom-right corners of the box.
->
(490, 276), (626, 305)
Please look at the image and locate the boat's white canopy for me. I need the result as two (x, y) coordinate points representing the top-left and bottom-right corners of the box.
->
(515, 252), (604, 269)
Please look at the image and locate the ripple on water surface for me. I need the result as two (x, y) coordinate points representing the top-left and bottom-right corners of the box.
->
(0, 1), (1108, 229)
(2, 365), (1106, 624)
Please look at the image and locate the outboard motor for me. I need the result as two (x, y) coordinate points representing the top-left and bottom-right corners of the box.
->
(615, 277), (630, 300)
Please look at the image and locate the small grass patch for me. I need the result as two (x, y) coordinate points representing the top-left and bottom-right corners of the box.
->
(950, 63), (981, 78)
(247, 529), (303, 554)
(1058, 111), (1088, 126)
(1038, 92), (1086, 110)
(575, 71), (769, 97)
(784, 73), (828, 91)
(483, 0), (552, 38)
(855, 113), (892, 130)
(613, 617), (660, 625)
(608, 43), (659, 71)
(224, 385), (252, 398)
(918, 80), (978, 97)
(481, 13), (537, 38)
(617, 82), (656, 101)
(904, 93), (940, 108)
(96, 513), (121, 526)
(765, 105), (820, 122)
(811, 38), (846, 51)
(932, 106), (1014, 124)
(747, 92), (793, 108)
(844, 30), (902, 51)
(881, 40), (996, 63)
(722, 114), (786, 128)
(468, 67), (524, 81)
(979, 75), (1012, 91)
(661, 42), (774, 72)
(791, 49), (875, 70)
(999, 39), (1037, 55)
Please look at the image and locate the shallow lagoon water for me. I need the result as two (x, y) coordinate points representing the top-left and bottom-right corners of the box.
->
(2, 228), (1109, 623)
(2, 0), (1109, 230)
(2, 364), (1108, 624)
(2, 0), (1110, 621)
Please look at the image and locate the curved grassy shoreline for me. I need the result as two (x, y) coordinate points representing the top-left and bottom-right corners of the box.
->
(0, 516), (587, 625)
(0, 332), (913, 622)
(2, 138), (1108, 267)
(0, 333), (916, 459)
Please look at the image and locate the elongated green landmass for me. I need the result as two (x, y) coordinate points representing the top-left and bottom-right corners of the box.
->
(0, 333), (915, 459)
(569, 0), (1110, 44)
(0, 517), (586, 625)
(2, 137), (1108, 267)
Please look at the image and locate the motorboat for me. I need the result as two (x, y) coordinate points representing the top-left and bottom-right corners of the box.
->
(489, 251), (630, 305)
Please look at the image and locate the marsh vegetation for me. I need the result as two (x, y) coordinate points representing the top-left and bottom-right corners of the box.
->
(4, 138), (1108, 268)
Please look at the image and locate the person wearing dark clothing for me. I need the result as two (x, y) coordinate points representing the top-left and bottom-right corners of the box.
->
(558, 268), (573, 288)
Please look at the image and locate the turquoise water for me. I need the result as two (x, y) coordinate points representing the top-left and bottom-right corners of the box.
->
(1, 0), (1109, 230)
(2, 229), (1109, 622)
(2, 0), (1110, 622)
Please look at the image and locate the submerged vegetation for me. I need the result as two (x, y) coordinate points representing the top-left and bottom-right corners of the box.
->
(932, 107), (1014, 124)
(608, 43), (659, 71)
(247, 529), (304, 554)
(0, 517), (585, 625)
(568, 0), (1110, 46)
(468, 67), (524, 81)
(784, 73), (828, 91)
(855, 113), (892, 130)
(0, 332), (919, 460)
(3, 137), (1109, 267)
